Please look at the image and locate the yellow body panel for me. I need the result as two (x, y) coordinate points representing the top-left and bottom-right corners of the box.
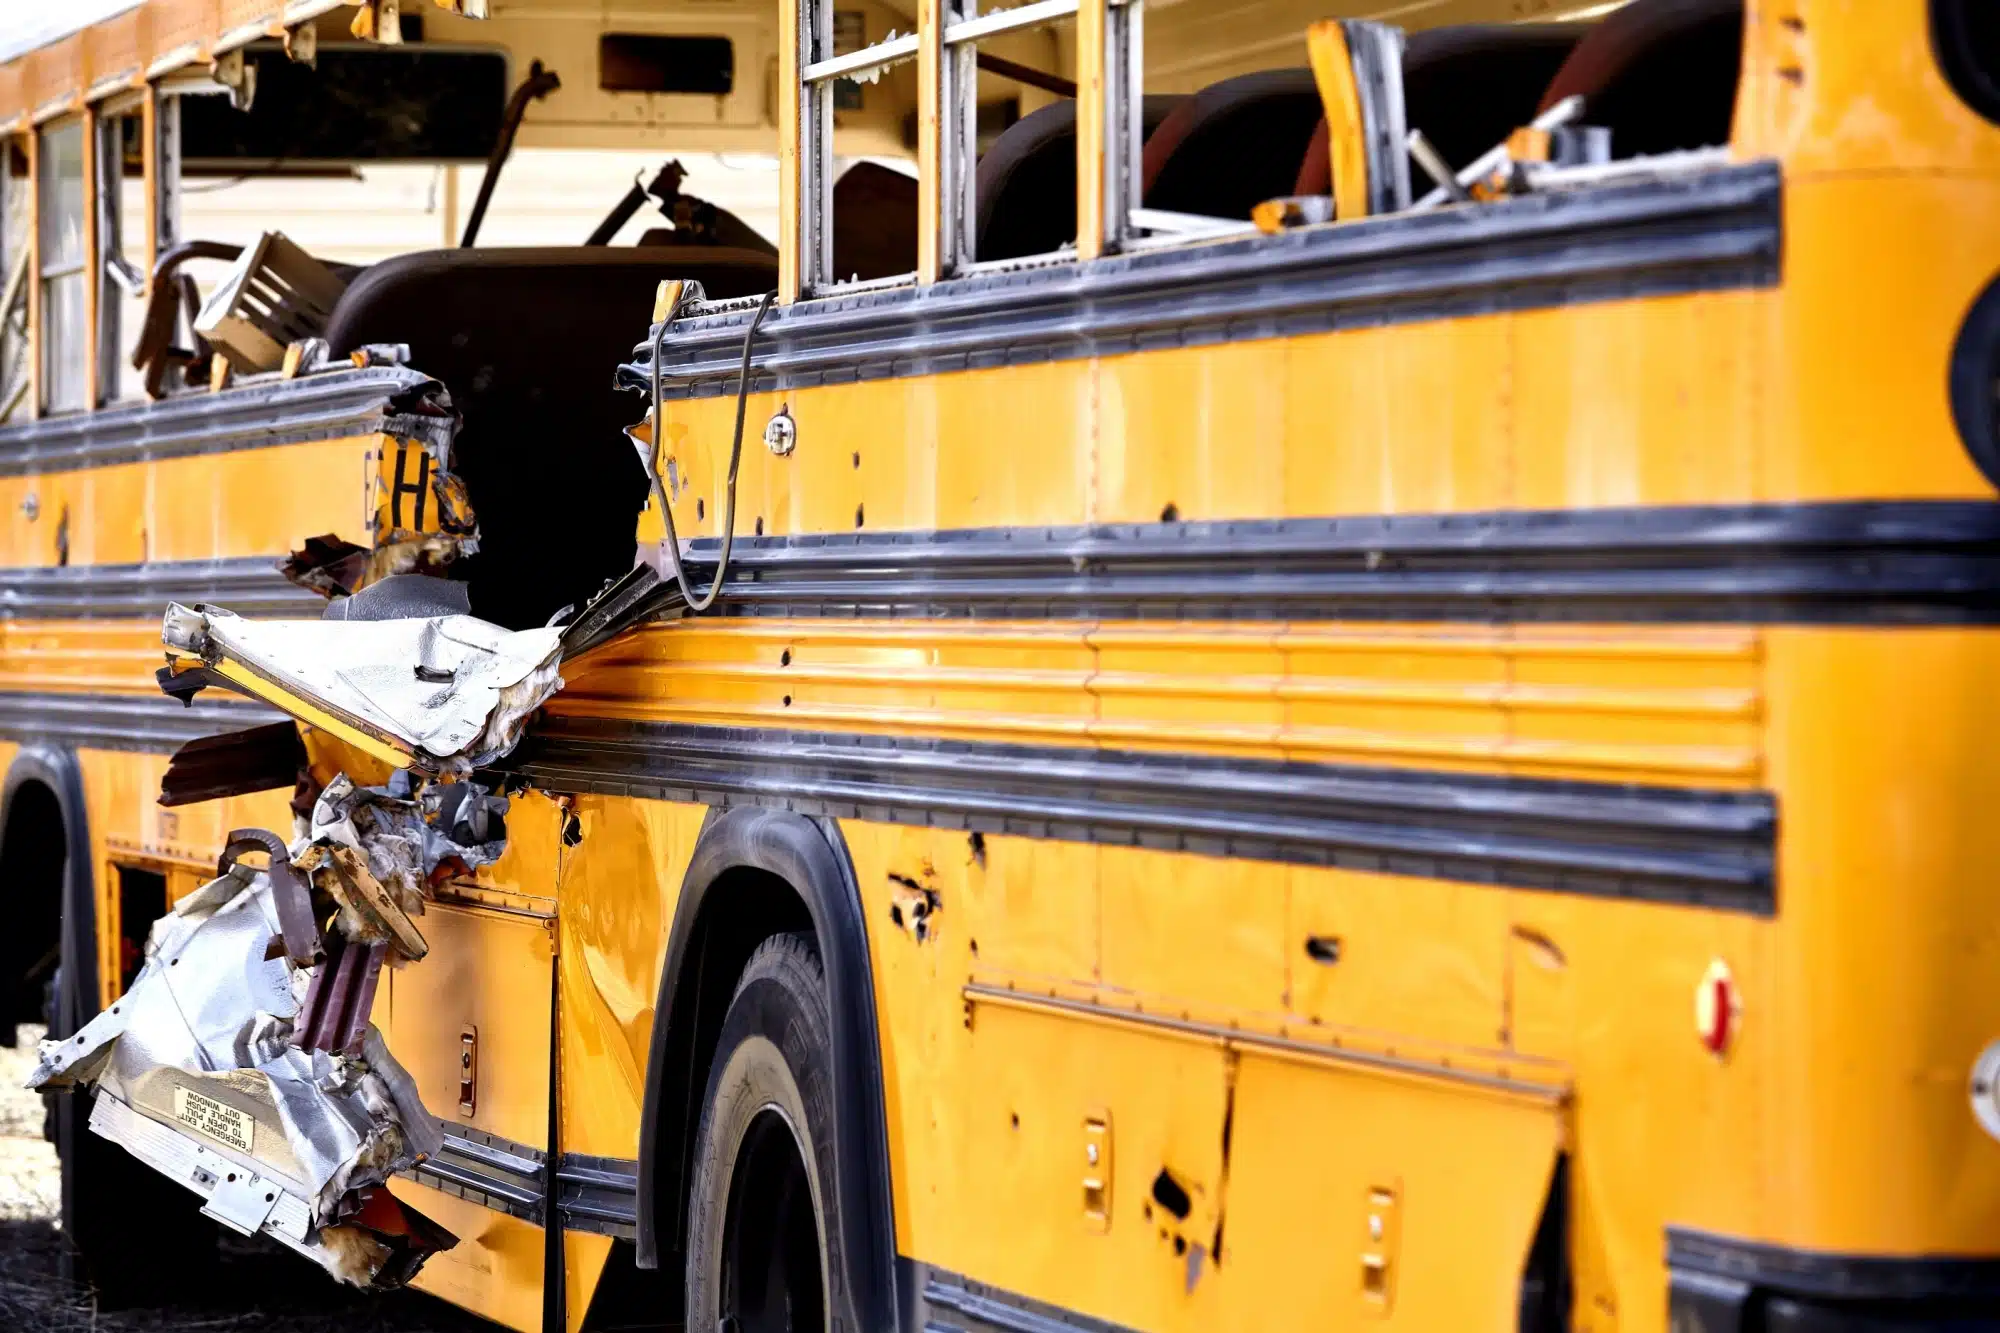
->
(9, 3), (2000, 1330)
(0, 436), (378, 567)
(556, 619), (1764, 786)
(0, 619), (173, 696)
(386, 806), (559, 1330)
(555, 795), (707, 1162)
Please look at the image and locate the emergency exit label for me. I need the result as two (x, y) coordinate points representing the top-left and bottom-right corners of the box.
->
(173, 1086), (255, 1154)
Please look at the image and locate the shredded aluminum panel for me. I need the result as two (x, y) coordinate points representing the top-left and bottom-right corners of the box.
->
(27, 851), (457, 1287)
(161, 602), (563, 774)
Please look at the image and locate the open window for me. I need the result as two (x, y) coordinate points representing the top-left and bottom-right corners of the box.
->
(789, 0), (924, 294)
(930, 0), (1086, 274)
(768, 0), (1751, 298)
(95, 99), (147, 405)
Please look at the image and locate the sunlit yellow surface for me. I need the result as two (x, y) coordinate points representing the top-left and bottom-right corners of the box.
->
(10, 4), (2000, 1330)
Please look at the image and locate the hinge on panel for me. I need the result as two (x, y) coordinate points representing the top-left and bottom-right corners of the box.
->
(1360, 1181), (1401, 1316)
(458, 1024), (478, 1116)
(1082, 1112), (1112, 1233)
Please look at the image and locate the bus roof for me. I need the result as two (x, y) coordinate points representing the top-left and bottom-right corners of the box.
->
(0, 0), (462, 131)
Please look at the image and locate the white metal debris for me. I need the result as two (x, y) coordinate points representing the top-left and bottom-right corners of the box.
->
(161, 602), (563, 774)
(28, 847), (455, 1287)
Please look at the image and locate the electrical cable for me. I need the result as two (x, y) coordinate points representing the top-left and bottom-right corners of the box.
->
(644, 288), (777, 614)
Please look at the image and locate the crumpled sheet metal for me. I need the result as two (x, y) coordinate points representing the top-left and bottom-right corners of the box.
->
(296, 772), (509, 963)
(314, 770), (508, 888)
(28, 860), (453, 1287)
(162, 602), (563, 775)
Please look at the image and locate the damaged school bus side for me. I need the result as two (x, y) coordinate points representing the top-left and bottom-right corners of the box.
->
(19, 2), (2000, 1333)
(0, 3), (779, 1299)
(31, 590), (558, 1283)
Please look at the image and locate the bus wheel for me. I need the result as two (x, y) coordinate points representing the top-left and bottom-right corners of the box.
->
(686, 932), (841, 1333)
(47, 986), (219, 1301)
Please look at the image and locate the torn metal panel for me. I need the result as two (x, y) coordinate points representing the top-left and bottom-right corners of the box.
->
(297, 771), (509, 959)
(558, 561), (675, 659)
(26, 764), (522, 1288)
(368, 431), (480, 584)
(324, 571), (472, 622)
(158, 720), (309, 808)
(281, 534), (370, 600)
(160, 602), (563, 775)
(28, 852), (454, 1287)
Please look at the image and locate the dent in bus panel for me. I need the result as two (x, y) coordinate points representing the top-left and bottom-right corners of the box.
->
(554, 794), (708, 1161)
(939, 996), (1233, 1328)
(1286, 862), (1511, 1055)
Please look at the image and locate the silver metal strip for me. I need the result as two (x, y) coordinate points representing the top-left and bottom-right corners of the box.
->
(0, 689), (283, 753)
(963, 984), (1570, 1103)
(398, 1118), (640, 1237)
(943, 0), (1079, 45)
(0, 554), (318, 619)
(803, 32), (918, 82)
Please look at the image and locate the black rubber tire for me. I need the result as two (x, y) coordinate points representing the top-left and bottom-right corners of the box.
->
(686, 933), (842, 1333)
(49, 976), (219, 1303)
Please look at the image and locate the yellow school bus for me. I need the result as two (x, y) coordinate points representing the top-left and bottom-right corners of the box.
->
(7, 0), (2000, 1329)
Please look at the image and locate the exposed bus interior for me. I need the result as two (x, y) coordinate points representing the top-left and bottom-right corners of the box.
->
(10, 0), (1749, 638)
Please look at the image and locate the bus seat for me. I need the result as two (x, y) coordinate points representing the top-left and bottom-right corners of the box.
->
(831, 161), (920, 283)
(1536, 0), (1743, 157)
(973, 96), (1185, 262)
(1140, 69), (1323, 221)
(322, 246), (777, 630)
(1294, 23), (1583, 196)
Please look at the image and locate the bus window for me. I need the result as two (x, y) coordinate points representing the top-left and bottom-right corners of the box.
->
(599, 33), (736, 95)
(37, 119), (85, 415)
(0, 137), (27, 421)
(178, 43), (510, 167)
(96, 108), (145, 405)
(932, 0), (1081, 275)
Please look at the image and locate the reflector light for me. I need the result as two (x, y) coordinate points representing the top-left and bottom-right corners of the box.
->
(1694, 958), (1739, 1057)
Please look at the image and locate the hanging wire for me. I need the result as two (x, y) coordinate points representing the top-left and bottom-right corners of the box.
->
(643, 287), (777, 614)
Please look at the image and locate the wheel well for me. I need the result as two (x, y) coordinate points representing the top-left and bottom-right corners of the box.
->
(0, 780), (66, 1043)
(647, 866), (811, 1319)
(635, 805), (896, 1333)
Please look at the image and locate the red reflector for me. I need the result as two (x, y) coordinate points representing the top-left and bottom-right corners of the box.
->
(1695, 958), (1739, 1057)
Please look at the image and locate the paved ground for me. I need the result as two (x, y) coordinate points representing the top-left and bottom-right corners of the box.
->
(0, 1026), (500, 1332)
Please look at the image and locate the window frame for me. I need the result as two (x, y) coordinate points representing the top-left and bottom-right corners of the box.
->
(6, 82), (172, 421)
(36, 113), (89, 416)
(779, 0), (1145, 300)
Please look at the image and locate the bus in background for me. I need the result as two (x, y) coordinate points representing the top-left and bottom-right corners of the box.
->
(7, 2), (2000, 1332)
